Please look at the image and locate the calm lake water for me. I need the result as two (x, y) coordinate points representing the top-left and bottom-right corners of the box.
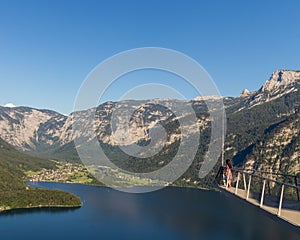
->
(0, 182), (299, 240)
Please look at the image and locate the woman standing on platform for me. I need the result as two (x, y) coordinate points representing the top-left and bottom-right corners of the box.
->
(225, 159), (233, 187)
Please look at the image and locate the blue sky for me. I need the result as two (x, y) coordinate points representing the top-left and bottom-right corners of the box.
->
(0, 0), (299, 114)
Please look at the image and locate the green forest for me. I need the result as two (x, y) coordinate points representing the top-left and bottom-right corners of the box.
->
(0, 138), (81, 211)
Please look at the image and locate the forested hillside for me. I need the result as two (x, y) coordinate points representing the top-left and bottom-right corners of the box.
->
(0, 138), (81, 211)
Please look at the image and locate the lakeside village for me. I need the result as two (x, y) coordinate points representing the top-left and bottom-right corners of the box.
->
(26, 161), (183, 187)
(26, 162), (95, 184)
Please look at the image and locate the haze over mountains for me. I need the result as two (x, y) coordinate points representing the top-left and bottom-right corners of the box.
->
(0, 70), (299, 182)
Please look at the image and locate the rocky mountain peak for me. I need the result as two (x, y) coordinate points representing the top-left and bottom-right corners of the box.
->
(0, 106), (67, 151)
(0, 69), (299, 154)
(193, 95), (223, 101)
(238, 89), (251, 97)
(261, 70), (300, 92)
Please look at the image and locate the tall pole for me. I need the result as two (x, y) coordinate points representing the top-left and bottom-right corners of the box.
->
(221, 141), (224, 166)
(221, 114), (225, 166)
(277, 184), (285, 217)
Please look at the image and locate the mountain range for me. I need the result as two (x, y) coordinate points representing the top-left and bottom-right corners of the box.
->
(0, 69), (299, 187)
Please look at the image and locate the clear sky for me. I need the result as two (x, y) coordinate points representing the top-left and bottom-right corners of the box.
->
(0, 0), (299, 114)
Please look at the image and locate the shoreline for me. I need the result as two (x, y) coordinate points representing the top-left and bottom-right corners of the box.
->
(0, 181), (215, 214)
(28, 179), (215, 192)
(0, 181), (84, 214)
(0, 204), (82, 214)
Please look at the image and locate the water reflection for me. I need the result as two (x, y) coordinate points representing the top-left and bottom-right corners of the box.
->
(1, 182), (298, 240)
(0, 207), (78, 216)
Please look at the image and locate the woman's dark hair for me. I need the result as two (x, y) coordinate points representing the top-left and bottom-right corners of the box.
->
(226, 159), (232, 168)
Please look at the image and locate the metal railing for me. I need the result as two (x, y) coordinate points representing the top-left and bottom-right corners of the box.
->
(216, 166), (300, 217)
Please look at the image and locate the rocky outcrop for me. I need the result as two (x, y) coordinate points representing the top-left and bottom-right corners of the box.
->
(261, 70), (300, 92)
(243, 115), (300, 175)
(0, 107), (66, 151)
(227, 70), (300, 113)
(238, 89), (251, 97)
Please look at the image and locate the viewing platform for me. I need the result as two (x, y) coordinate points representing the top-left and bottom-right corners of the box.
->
(216, 167), (300, 229)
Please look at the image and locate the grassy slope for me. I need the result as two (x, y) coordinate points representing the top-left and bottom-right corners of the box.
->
(0, 138), (81, 211)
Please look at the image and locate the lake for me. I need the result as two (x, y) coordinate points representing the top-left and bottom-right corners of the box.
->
(0, 182), (299, 240)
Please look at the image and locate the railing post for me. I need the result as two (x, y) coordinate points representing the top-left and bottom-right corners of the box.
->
(235, 172), (240, 195)
(277, 184), (285, 217)
(243, 173), (247, 190)
(246, 175), (252, 200)
(294, 176), (299, 201)
(260, 179), (266, 208)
